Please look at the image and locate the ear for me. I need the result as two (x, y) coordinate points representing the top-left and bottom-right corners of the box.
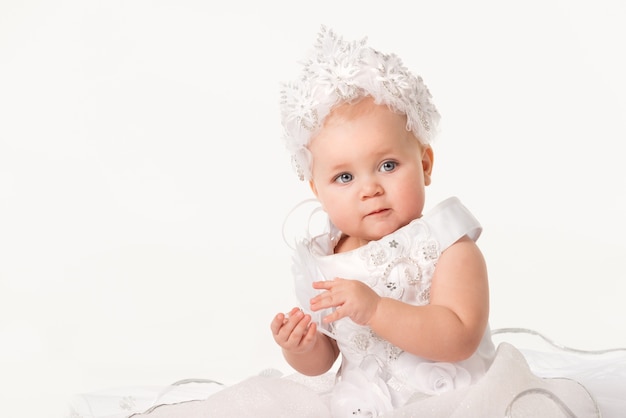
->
(421, 146), (434, 186)
(309, 180), (326, 210)
(309, 180), (319, 198)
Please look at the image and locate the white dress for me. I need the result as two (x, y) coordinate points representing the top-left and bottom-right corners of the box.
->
(293, 196), (494, 415)
(69, 197), (626, 418)
(288, 196), (599, 417)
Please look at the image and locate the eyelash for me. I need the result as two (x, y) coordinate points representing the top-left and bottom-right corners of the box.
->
(334, 173), (353, 184)
(380, 160), (398, 172)
(333, 161), (398, 184)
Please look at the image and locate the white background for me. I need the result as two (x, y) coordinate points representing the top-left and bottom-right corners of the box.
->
(1, 1), (625, 417)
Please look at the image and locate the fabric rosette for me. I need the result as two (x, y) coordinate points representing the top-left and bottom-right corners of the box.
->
(389, 354), (472, 398)
(413, 361), (472, 395)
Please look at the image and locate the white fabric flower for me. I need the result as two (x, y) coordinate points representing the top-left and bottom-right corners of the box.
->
(331, 356), (393, 417)
(309, 33), (364, 100)
(413, 362), (472, 395)
(280, 82), (319, 135)
(359, 241), (390, 271)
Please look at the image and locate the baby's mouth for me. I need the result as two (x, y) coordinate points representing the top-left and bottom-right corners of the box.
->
(367, 208), (390, 217)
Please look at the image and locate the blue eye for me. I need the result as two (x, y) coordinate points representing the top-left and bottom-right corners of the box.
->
(335, 173), (353, 184)
(380, 161), (397, 172)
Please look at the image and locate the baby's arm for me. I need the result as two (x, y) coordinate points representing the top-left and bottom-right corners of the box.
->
(311, 235), (489, 362)
(370, 235), (489, 362)
(270, 307), (340, 376)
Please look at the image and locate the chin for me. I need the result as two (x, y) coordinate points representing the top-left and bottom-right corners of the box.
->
(367, 226), (399, 241)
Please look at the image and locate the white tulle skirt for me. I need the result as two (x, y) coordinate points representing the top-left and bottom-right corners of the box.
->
(68, 329), (626, 418)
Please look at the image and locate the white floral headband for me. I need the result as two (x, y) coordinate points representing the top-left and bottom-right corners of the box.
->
(280, 26), (441, 181)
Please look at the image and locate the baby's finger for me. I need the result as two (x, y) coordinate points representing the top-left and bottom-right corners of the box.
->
(283, 307), (302, 324)
(323, 306), (344, 324)
(287, 313), (312, 344)
(311, 290), (341, 311)
(273, 311), (301, 343)
(300, 321), (318, 345)
(270, 313), (286, 335)
(312, 280), (335, 290)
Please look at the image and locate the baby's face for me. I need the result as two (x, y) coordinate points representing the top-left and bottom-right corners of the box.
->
(308, 97), (433, 247)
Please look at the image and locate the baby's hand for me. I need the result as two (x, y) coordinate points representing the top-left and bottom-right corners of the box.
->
(270, 307), (318, 354)
(310, 278), (380, 326)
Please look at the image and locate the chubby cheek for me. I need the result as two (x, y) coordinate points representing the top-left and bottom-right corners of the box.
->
(395, 183), (426, 219)
(316, 191), (356, 231)
(323, 201), (354, 231)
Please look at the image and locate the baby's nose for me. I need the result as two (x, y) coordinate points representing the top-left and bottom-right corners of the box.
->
(360, 178), (383, 199)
